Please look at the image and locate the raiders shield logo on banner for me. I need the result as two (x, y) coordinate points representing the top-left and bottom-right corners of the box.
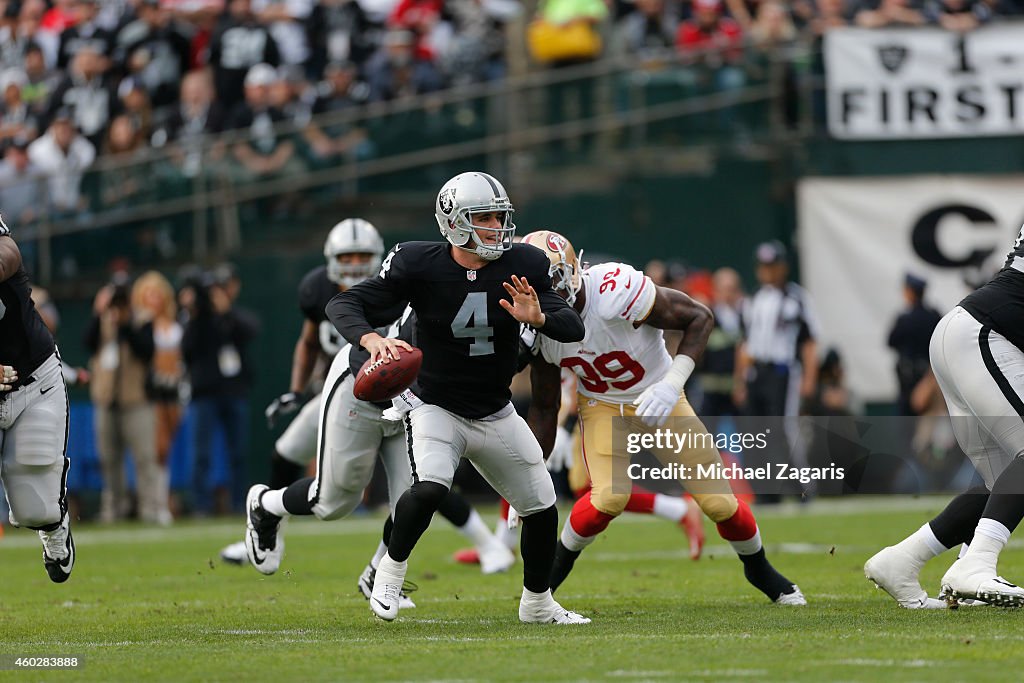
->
(877, 45), (908, 73)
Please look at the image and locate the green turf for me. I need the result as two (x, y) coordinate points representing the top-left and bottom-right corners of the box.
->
(0, 497), (1022, 682)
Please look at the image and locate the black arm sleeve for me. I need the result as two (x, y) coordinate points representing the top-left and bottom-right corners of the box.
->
(537, 288), (585, 342)
(327, 276), (408, 346)
(122, 321), (155, 361)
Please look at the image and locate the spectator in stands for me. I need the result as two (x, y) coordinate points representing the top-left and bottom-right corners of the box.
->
(115, 77), (155, 141)
(0, 0), (44, 71)
(0, 135), (43, 229)
(887, 273), (942, 417)
(923, 0), (992, 30)
(207, 0), (281, 112)
(701, 266), (745, 418)
(441, 0), (519, 85)
(132, 270), (183, 525)
(302, 60), (373, 168)
(853, 0), (926, 27)
(48, 45), (115, 147)
(612, 0), (678, 59)
(27, 107), (96, 216)
(748, 0), (797, 49)
(387, 0), (447, 64)
(100, 114), (151, 210)
(22, 44), (57, 120)
(57, 0), (113, 70)
(0, 67), (38, 144)
(808, 0), (853, 38)
(307, 0), (382, 77)
(364, 28), (443, 102)
(36, 0), (76, 66)
(156, 68), (225, 177)
(226, 62), (303, 181)
(115, 0), (191, 113)
(182, 265), (260, 515)
(252, 0), (313, 72)
(84, 272), (164, 524)
(676, 0), (744, 70)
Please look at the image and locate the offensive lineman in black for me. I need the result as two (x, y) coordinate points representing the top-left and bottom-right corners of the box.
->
(329, 171), (589, 623)
(866, 226), (1024, 608)
(0, 215), (74, 582)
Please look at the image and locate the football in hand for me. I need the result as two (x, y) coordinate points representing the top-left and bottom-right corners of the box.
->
(353, 347), (423, 402)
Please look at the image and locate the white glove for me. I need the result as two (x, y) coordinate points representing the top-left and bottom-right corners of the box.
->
(507, 506), (521, 530)
(632, 380), (680, 428)
(546, 425), (572, 472)
(381, 388), (424, 422)
(0, 364), (18, 392)
(265, 391), (306, 429)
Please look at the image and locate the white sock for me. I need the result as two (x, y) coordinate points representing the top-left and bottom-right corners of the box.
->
(459, 509), (496, 548)
(962, 518), (1011, 571)
(261, 489), (289, 517)
(560, 520), (597, 552)
(652, 494), (687, 522)
(370, 541), (387, 570)
(377, 553), (408, 581)
(975, 517), (1012, 545)
(895, 523), (947, 565)
(521, 587), (550, 604)
(729, 529), (762, 556)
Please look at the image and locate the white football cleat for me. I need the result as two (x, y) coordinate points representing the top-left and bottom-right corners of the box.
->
(357, 564), (416, 609)
(39, 514), (74, 583)
(940, 557), (1024, 608)
(370, 557), (408, 621)
(519, 591), (591, 624)
(478, 541), (516, 575)
(220, 540), (248, 565)
(864, 546), (946, 609)
(775, 585), (807, 606)
(245, 485), (284, 575)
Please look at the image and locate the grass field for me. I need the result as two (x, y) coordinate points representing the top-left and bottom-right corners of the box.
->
(1, 497), (1023, 682)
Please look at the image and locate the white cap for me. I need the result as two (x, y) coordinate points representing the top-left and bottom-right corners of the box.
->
(244, 63), (277, 88)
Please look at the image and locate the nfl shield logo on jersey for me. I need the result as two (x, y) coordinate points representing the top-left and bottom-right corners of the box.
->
(467, 270), (477, 281)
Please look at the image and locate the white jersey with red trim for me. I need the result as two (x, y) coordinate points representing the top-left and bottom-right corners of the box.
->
(537, 261), (670, 404)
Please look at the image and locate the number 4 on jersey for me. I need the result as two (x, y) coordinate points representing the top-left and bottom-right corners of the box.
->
(451, 292), (494, 356)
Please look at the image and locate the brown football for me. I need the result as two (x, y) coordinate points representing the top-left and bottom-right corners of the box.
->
(353, 347), (423, 402)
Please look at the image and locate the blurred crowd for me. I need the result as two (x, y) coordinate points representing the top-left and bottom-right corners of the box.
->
(3, 0), (1023, 234)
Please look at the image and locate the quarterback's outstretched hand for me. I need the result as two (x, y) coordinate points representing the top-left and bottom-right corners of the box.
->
(0, 364), (17, 392)
(501, 275), (545, 327)
(632, 381), (680, 428)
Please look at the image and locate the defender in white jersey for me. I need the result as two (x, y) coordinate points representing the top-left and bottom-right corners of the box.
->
(521, 231), (804, 604)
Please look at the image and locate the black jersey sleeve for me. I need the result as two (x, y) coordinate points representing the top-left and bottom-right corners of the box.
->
(328, 244), (411, 346)
(525, 248), (585, 343)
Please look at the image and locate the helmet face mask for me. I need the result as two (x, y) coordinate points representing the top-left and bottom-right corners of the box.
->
(324, 218), (385, 287)
(435, 172), (516, 261)
(521, 230), (582, 305)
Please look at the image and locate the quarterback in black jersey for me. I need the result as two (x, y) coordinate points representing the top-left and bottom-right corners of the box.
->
(329, 171), (590, 624)
(0, 216), (75, 583)
(866, 227), (1024, 608)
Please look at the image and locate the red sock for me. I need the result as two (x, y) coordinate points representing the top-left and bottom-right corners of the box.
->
(716, 498), (758, 542)
(624, 489), (656, 514)
(499, 498), (510, 521)
(569, 493), (616, 538)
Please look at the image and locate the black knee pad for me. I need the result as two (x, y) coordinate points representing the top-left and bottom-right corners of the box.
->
(408, 480), (450, 509)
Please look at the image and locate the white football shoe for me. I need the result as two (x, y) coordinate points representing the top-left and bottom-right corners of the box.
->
(775, 585), (807, 606)
(519, 590), (591, 625)
(220, 540), (247, 565)
(357, 564), (416, 609)
(865, 546), (946, 609)
(940, 556), (1024, 608)
(245, 485), (285, 575)
(478, 540), (516, 575)
(370, 556), (409, 621)
(39, 514), (74, 583)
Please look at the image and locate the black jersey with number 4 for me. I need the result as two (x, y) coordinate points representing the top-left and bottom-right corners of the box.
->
(328, 241), (584, 419)
(0, 225), (55, 379)
(961, 230), (1024, 353)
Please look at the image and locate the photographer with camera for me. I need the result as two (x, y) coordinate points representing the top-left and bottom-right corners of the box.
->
(182, 264), (260, 515)
(83, 271), (163, 524)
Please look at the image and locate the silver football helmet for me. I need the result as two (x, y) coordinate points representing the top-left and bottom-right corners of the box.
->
(324, 218), (385, 288)
(434, 172), (515, 261)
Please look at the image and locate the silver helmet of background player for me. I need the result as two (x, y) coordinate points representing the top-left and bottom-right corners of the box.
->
(434, 172), (516, 261)
(324, 218), (385, 288)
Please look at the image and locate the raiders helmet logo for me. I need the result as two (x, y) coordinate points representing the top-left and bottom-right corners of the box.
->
(877, 45), (908, 74)
(546, 233), (567, 253)
(439, 188), (456, 216)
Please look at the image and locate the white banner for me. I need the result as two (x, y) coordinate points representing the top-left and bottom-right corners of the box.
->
(797, 175), (1024, 403)
(825, 25), (1024, 139)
